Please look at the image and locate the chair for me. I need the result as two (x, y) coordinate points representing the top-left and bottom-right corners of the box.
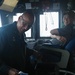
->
(65, 38), (75, 55)
(34, 45), (75, 75)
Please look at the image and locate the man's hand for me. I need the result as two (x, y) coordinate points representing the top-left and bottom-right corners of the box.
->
(50, 34), (60, 40)
(59, 36), (67, 43)
(8, 68), (19, 75)
(50, 34), (67, 43)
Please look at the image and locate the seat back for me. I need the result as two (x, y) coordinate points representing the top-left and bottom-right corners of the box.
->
(50, 48), (70, 68)
(39, 46), (70, 69)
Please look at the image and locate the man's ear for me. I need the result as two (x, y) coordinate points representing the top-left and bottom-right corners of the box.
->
(18, 16), (21, 20)
(19, 16), (24, 23)
(18, 16), (22, 23)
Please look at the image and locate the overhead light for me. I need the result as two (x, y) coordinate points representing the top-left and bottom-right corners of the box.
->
(0, 0), (18, 12)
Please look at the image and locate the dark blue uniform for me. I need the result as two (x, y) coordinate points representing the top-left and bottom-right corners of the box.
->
(58, 23), (75, 45)
(0, 22), (34, 75)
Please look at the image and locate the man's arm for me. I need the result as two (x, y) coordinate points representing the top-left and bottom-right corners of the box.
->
(50, 29), (59, 35)
(50, 34), (67, 43)
(50, 34), (60, 40)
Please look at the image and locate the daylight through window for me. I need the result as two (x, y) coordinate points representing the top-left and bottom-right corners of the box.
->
(40, 12), (59, 37)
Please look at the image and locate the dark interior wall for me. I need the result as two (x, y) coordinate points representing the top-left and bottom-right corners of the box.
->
(0, 10), (17, 26)
(0, 0), (74, 13)
(0, 0), (73, 26)
(0, 10), (10, 25)
(33, 10), (40, 40)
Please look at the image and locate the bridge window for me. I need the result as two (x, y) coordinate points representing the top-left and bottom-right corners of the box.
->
(39, 12), (59, 37)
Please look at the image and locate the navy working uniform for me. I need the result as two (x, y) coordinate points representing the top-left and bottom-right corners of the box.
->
(0, 22), (34, 75)
(57, 23), (75, 46)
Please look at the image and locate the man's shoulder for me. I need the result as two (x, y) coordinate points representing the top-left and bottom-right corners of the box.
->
(73, 24), (75, 29)
(0, 22), (17, 35)
(64, 24), (74, 29)
(0, 22), (17, 31)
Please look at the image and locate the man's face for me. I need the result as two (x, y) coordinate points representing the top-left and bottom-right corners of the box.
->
(18, 14), (34, 33)
(63, 14), (73, 26)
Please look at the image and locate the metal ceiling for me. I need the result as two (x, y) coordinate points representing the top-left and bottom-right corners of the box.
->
(0, 0), (75, 12)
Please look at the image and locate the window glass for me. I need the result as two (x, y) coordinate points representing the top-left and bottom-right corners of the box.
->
(13, 13), (31, 37)
(39, 12), (59, 37)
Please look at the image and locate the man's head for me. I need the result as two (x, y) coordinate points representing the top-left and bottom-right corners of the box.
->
(17, 10), (35, 34)
(63, 11), (75, 26)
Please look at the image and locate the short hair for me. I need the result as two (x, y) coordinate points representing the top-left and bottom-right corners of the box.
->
(63, 11), (75, 19)
(22, 10), (34, 20)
